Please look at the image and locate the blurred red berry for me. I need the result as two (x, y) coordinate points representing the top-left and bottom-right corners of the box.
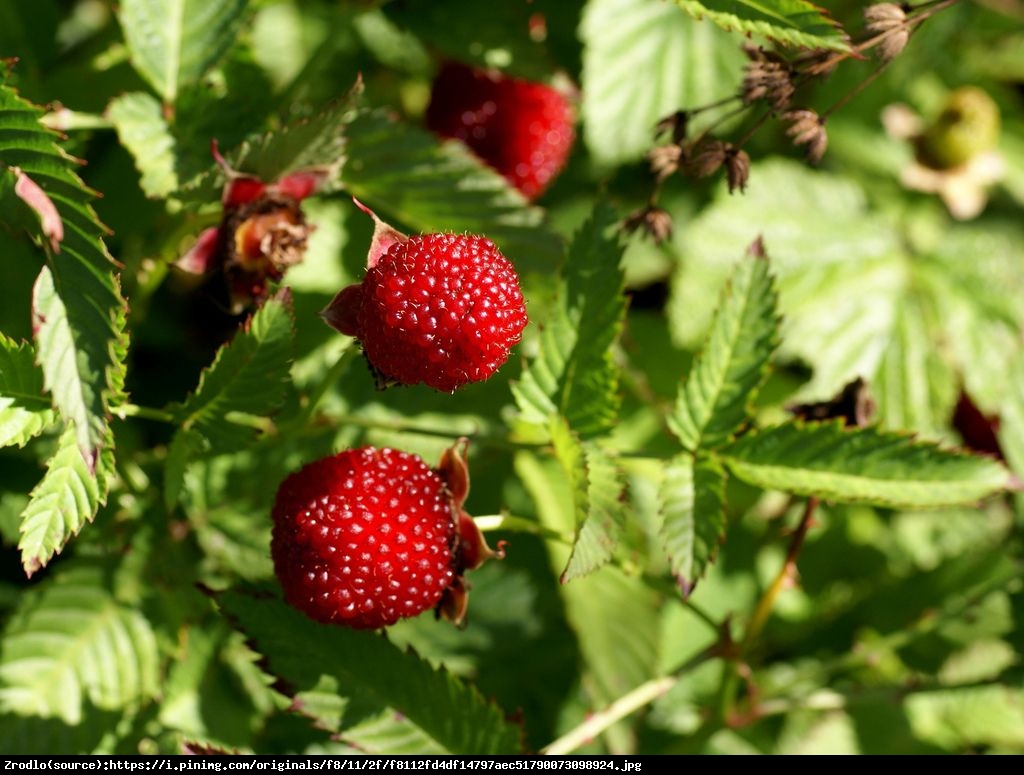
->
(425, 61), (575, 200)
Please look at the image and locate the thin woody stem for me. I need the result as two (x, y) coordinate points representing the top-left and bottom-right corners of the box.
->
(742, 496), (820, 649)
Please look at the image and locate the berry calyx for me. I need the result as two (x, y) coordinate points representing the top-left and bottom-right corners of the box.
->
(322, 201), (528, 393)
(270, 441), (502, 630)
(176, 140), (329, 312)
(425, 60), (575, 200)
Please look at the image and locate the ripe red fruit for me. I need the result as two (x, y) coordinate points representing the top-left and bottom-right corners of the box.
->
(271, 442), (501, 630)
(425, 60), (575, 200)
(322, 201), (528, 393)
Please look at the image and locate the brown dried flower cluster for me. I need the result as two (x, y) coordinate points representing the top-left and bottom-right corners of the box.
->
(864, 3), (910, 62)
(742, 47), (795, 112)
(784, 109), (828, 164)
(622, 205), (674, 245)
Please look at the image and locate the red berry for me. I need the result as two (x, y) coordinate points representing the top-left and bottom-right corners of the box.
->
(425, 61), (575, 200)
(323, 204), (528, 393)
(271, 441), (505, 629)
(271, 447), (457, 629)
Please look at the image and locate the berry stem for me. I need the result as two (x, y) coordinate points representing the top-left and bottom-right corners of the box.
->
(473, 513), (574, 544)
(742, 496), (819, 649)
(541, 676), (677, 755)
(113, 403), (176, 423)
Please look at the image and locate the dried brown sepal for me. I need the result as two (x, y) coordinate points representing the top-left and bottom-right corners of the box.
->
(787, 377), (876, 428)
(742, 46), (795, 112)
(648, 143), (683, 180)
(622, 205), (674, 245)
(434, 439), (506, 628)
(656, 110), (690, 145)
(784, 108), (828, 164)
(864, 3), (909, 62)
(725, 147), (751, 194)
(686, 139), (730, 178)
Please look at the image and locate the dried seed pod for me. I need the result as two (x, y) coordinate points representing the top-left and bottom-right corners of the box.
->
(622, 205), (674, 245)
(648, 144), (684, 180)
(724, 147), (751, 194)
(742, 47), (795, 112)
(784, 109), (828, 164)
(686, 139), (730, 179)
(656, 110), (690, 145)
(864, 3), (909, 62)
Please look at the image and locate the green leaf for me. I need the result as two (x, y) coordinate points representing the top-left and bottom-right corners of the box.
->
(559, 565), (661, 744)
(670, 0), (850, 51)
(32, 268), (121, 470)
(871, 291), (957, 437)
(215, 587), (524, 755)
(229, 80), (363, 190)
(170, 290), (295, 453)
(18, 423), (115, 577)
(669, 247), (779, 451)
(107, 91), (179, 198)
(342, 108), (563, 272)
(0, 78), (127, 468)
(719, 420), (1014, 509)
(118, 0), (249, 103)
(580, 0), (746, 166)
(551, 418), (627, 583)
(0, 333), (54, 449)
(163, 427), (207, 512)
(0, 563), (160, 723)
(513, 202), (627, 438)
(659, 453), (728, 593)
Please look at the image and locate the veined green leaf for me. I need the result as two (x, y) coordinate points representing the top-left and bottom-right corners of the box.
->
(719, 421), (1014, 509)
(513, 202), (627, 438)
(669, 246), (779, 451)
(0, 563), (159, 723)
(671, 0), (850, 51)
(107, 92), (178, 198)
(551, 418), (627, 583)
(659, 453), (728, 593)
(581, 0), (746, 166)
(342, 108), (562, 272)
(170, 291), (295, 453)
(0, 333), (54, 449)
(18, 423), (115, 577)
(559, 565), (661, 748)
(230, 80), (363, 190)
(872, 291), (957, 438)
(118, 0), (249, 103)
(0, 77), (127, 469)
(215, 587), (524, 754)
(998, 351), (1024, 507)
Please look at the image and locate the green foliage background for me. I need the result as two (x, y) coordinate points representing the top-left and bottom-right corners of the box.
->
(0, 0), (1023, 755)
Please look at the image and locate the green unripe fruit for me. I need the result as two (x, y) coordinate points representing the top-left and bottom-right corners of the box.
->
(915, 86), (1000, 170)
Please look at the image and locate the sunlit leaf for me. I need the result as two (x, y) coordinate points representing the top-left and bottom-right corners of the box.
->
(118, 0), (249, 103)
(107, 91), (179, 198)
(671, 0), (850, 51)
(659, 453), (728, 593)
(719, 420), (1014, 508)
(513, 202), (627, 438)
(669, 246), (779, 450)
(581, 0), (746, 166)
(17, 423), (115, 576)
(0, 333), (54, 449)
